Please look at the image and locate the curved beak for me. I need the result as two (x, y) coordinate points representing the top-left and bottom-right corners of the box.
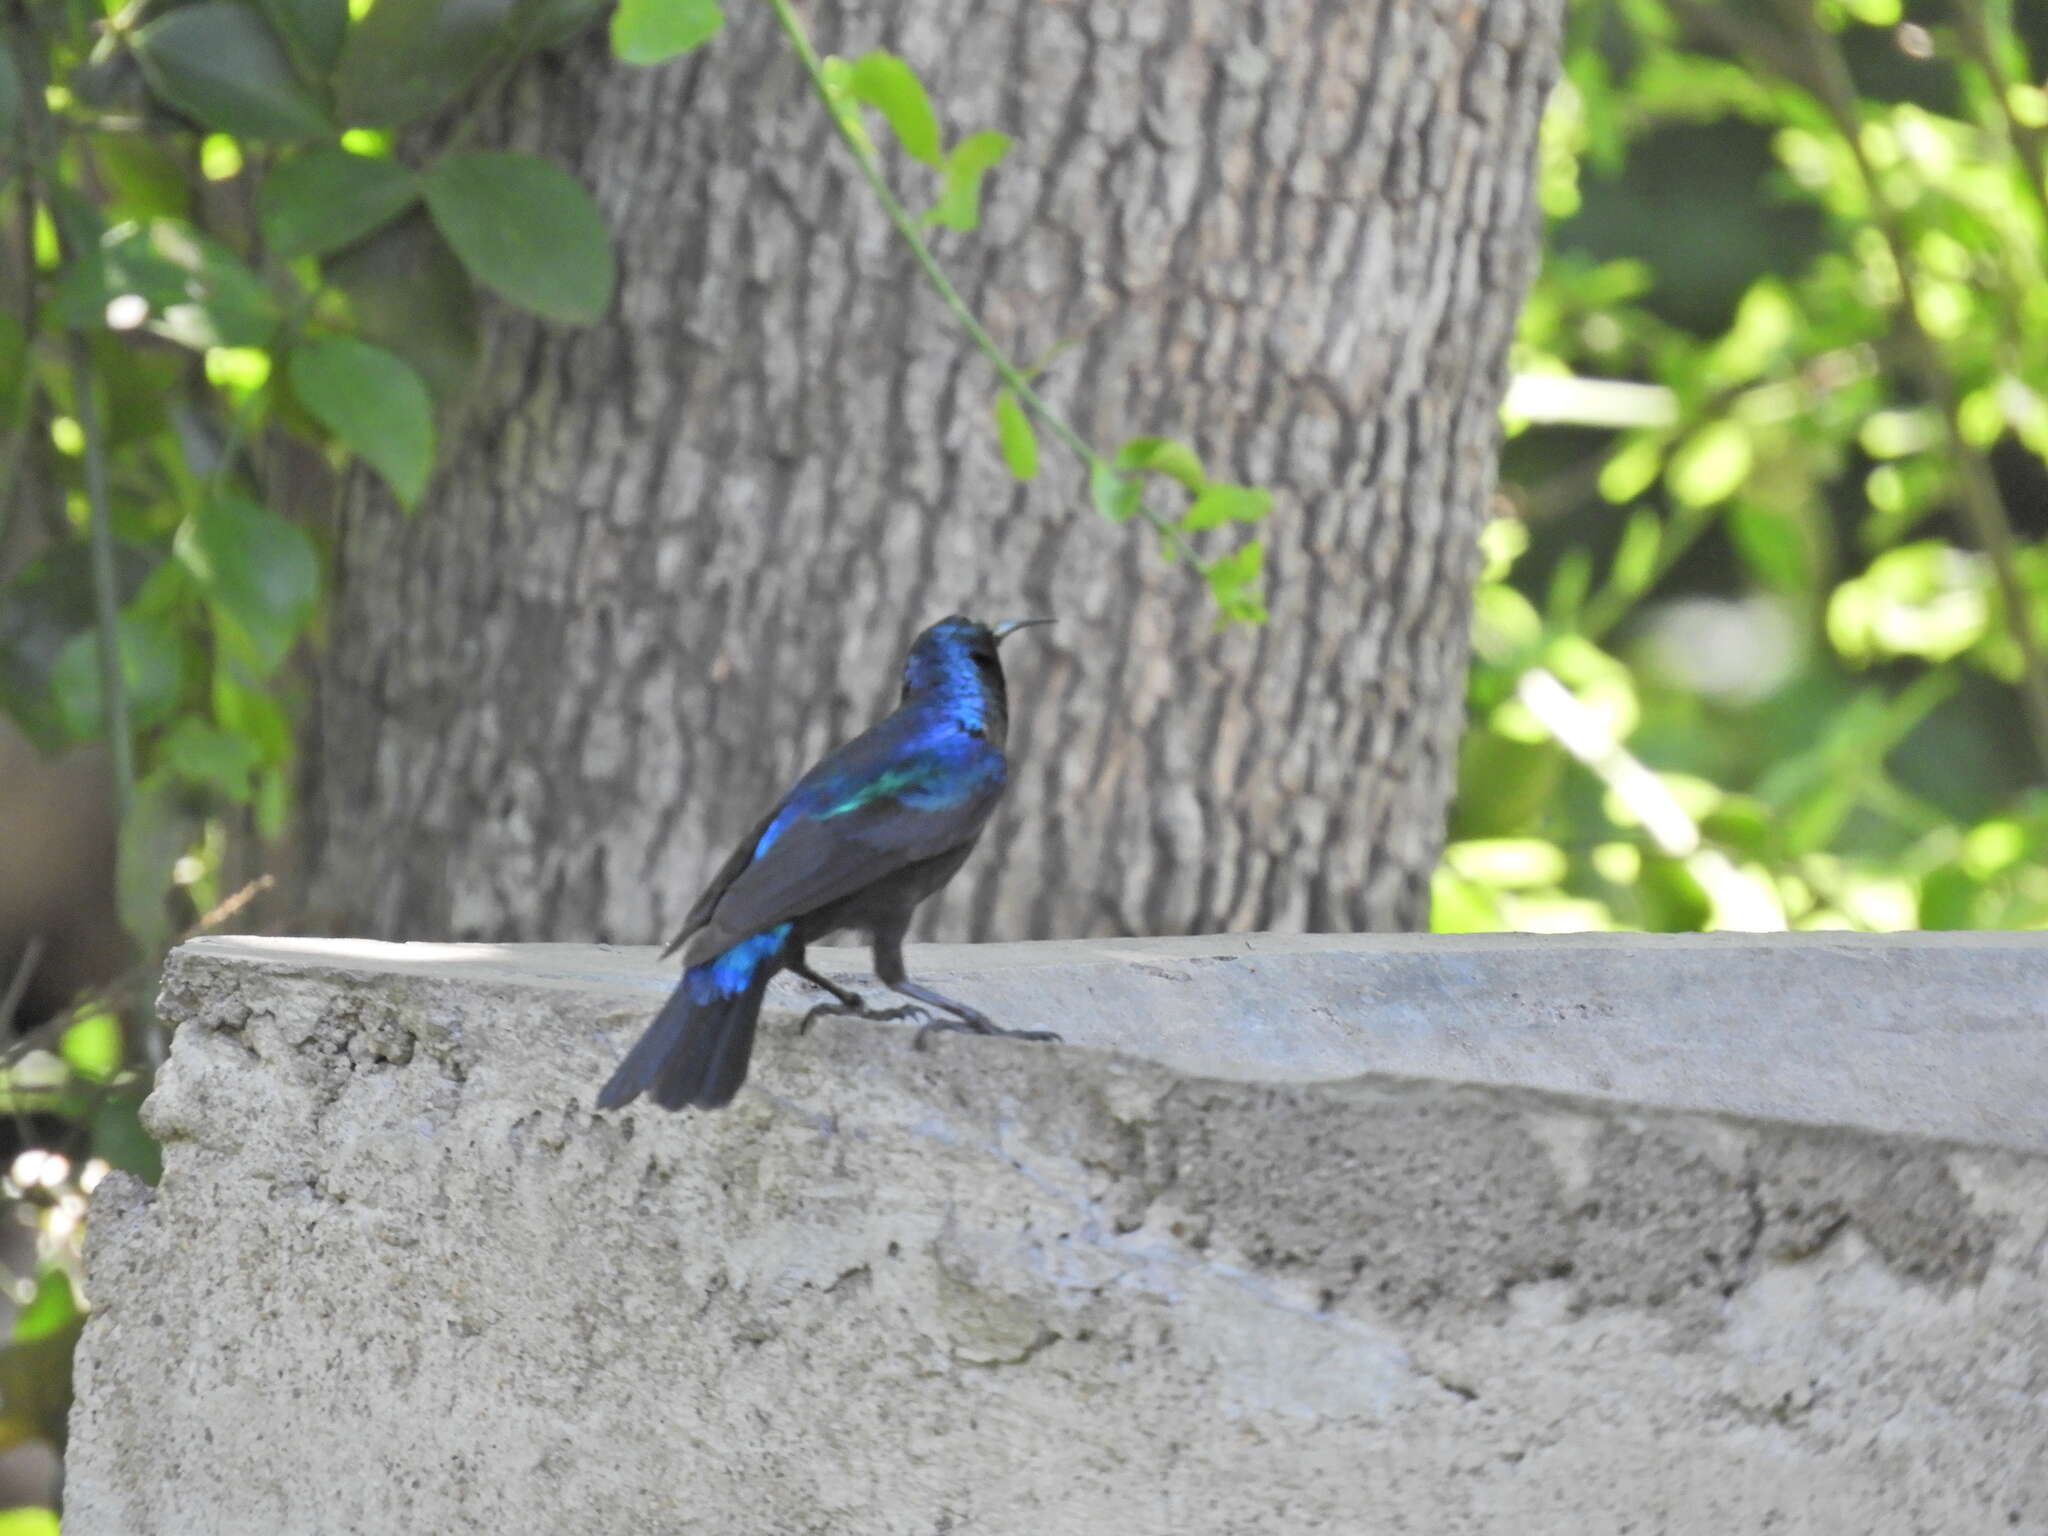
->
(991, 617), (1055, 645)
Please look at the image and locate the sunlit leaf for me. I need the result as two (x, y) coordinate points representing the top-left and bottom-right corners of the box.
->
(846, 52), (941, 167)
(13, 1272), (80, 1346)
(925, 130), (1010, 232)
(1182, 483), (1272, 532)
(1827, 543), (1988, 664)
(0, 1506), (60, 1536)
(1116, 436), (1205, 491)
(1204, 540), (1265, 621)
(992, 389), (1037, 481)
(1727, 505), (1810, 591)
(1088, 460), (1142, 523)
(1430, 869), (1507, 933)
(1666, 420), (1752, 508)
(611, 0), (722, 65)
(1445, 838), (1567, 889)
(61, 1010), (123, 1081)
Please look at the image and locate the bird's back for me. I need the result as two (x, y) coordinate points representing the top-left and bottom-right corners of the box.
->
(666, 702), (1006, 966)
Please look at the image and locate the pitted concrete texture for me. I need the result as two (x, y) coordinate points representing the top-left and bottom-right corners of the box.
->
(68, 934), (2048, 1534)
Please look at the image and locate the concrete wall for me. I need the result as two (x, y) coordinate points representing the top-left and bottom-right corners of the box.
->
(68, 933), (2048, 1533)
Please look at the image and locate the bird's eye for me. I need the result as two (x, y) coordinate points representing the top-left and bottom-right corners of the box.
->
(972, 649), (999, 670)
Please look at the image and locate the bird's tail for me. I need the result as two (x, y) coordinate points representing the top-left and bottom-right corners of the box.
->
(597, 925), (792, 1111)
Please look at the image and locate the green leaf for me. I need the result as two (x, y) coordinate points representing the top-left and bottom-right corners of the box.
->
(213, 667), (294, 761)
(175, 496), (320, 674)
(1204, 540), (1266, 621)
(1727, 504), (1810, 592)
(611, 0), (722, 65)
(13, 1271), (80, 1347)
(0, 1507), (60, 1536)
(1182, 483), (1271, 531)
(1116, 436), (1206, 492)
(1666, 419), (1752, 508)
(1918, 864), (1978, 930)
(846, 52), (941, 167)
(1636, 853), (1711, 932)
(0, 545), (105, 749)
(1608, 506), (1660, 598)
(51, 615), (187, 741)
(1089, 459), (1142, 523)
(420, 151), (616, 324)
(289, 337), (436, 505)
(323, 210), (481, 407)
(130, 2), (333, 140)
(61, 1010), (124, 1081)
(1430, 869), (1507, 934)
(52, 219), (277, 350)
(260, 148), (419, 260)
(332, 0), (519, 128)
(0, 1329), (77, 1457)
(258, 0), (348, 78)
(116, 774), (191, 952)
(161, 717), (262, 801)
(93, 1087), (163, 1184)
(924, 131), (1010, 232)
(993, 389), (1037, 481)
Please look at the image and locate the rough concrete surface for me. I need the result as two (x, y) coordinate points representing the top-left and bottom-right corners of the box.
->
(68, 933), (2048, 1534)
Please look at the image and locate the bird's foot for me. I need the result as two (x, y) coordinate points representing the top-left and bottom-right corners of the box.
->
(797, 997), (922, 1036)
(911, 1012), (1064, 1051)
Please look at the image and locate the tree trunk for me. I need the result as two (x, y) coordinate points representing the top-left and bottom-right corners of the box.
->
(303, 0), (1561, 944)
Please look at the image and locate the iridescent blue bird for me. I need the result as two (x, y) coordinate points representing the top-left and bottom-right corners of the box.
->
(597, 615), (1060, 1112)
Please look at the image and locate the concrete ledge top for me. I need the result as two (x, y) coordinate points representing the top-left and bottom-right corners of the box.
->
(173, 930), (2048, 1152)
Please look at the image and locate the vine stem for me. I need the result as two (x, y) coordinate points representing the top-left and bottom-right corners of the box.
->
(10, 0), (136, 813)
(71, 335), (135, 817)
(759, 0), (1205, 571)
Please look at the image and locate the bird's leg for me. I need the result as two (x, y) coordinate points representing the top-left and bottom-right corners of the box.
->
(871, 931), (1062, 1051)
(786, 955), (919, 1035)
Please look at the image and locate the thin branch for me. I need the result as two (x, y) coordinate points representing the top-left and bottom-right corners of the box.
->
(69, 337), (136, 815)
(760, 0), (1205, 571)
(0, 937), (45, 1032)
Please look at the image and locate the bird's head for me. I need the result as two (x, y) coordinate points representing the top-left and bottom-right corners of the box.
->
(900, 614), (1053, 734)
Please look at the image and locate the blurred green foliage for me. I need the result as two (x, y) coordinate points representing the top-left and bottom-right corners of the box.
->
(1442, 0), (2048, 938)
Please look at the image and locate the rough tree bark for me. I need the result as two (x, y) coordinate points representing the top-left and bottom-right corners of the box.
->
(303, 0), (1562, 944)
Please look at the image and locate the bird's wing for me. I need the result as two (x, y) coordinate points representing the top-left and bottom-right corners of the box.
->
(659, 802), (780, 959)
(683, 726), (1005, 960)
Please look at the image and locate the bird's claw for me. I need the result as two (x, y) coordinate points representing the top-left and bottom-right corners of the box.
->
(797, 998), (922, 1036)
(912, 1015), (1064, 1051)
